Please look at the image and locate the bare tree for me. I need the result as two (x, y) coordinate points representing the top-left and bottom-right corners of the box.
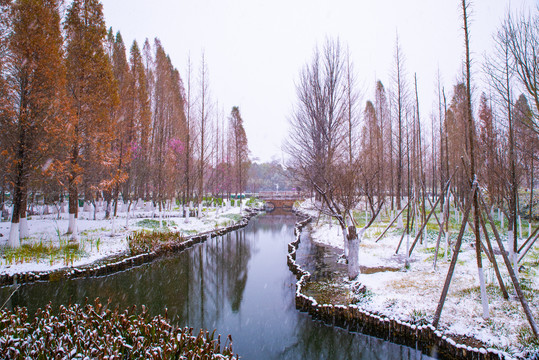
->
(344, 47), (360, 163)
(485, 15), (519, 269)
(197, 52), (212, 216)
(504, 12), (539, 129)
(391, 33), (408, 223)
(285, 38), (347, 229)
(286, 38), (382, 279)
(462, 0), (490, 320)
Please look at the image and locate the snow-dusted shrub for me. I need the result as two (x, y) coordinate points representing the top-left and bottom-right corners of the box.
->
(0, 300), (236, 359)
(127, 230), (186, 255)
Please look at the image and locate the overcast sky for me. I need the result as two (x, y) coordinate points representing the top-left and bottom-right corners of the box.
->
(100, 0), (536, 163)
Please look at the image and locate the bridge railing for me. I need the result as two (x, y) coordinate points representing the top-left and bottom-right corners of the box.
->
(255, 191), (304, 200)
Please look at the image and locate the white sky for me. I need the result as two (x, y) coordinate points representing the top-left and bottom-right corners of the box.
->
(100, 0), (536, 163)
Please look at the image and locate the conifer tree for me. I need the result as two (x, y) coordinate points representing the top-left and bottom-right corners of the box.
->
(150, 39), (186, 210)
(128, 40), (151, 201)
(476, 93), (503, 207)
(197, 52), (211, 211)
(0, 0), (11, 221)
(64, 0), (118, 239)
(111, 31), (132, 216)
(392, 34), (407, 218)
(229, 106), (249, 210)
(2, 0), (66, 247)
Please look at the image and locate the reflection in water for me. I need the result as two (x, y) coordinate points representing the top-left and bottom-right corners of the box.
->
(0, 213), (435, 359)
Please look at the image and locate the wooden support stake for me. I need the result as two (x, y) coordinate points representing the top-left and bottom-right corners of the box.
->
(478, 211), (509, 299)
(449, 187), (494, 264)
(425, 194), (444, 234)
(375, 199), (411, 243)
(518, 222), (539, 253)
(434, 189), (452, 270)
(408, 170), (457, 257)
(396, 203), (414, 254)
(433, 207), (446, 270)
(433, 184), (476, 328)
(478, 190), (539, 337)
(519, 232), (539, 263)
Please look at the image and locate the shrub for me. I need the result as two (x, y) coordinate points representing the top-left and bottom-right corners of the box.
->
(0, 299), (236, 359)
(127, 231), (185, 255)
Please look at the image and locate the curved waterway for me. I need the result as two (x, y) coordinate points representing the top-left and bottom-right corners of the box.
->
(0, 213), (435, 359)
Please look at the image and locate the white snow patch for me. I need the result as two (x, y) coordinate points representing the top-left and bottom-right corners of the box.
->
(296, 198), (539, 355)
(0, 202), (262, 277)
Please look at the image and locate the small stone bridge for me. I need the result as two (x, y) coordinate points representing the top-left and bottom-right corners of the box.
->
(256, 191), (304, 211)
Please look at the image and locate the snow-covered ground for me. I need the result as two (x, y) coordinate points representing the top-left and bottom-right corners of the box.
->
(299, 199), (539, 356)
(0, 201), (260, 276)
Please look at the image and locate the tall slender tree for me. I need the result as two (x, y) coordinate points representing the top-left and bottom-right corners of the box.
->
(229, 106), (249, 210)
(64, 0), (118, 239)
(463, 0), (489, 319)
(197, 52), (211, 212)
(128, 40), (151, 202)
(3, 0), (66, 246)
(392, 34), (408, 222)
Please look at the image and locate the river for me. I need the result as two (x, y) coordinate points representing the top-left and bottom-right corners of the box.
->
(0, 212), (435, 359)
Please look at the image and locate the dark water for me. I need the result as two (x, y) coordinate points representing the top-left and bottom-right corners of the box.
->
(0, 213), (435, 359)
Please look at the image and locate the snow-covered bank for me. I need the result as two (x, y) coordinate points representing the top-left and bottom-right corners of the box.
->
(0, 202), (262, 277)
(297, 199), (539, 358)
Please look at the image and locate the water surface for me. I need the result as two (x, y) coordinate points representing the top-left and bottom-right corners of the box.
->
(0, 213), (435, 359)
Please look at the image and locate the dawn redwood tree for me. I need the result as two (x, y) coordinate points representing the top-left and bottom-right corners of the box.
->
(514, 95), (537, 218)
(197, 52), (212, 213)
(150, 39), (171, 209)
(141, 38), (154, 200)
(375, 80), (389, 205)
(3, 0), (66, 247)
(344, 47), (360, 164)
(128, 40), (152, 202)
(463, 0), (490, 319)
(229, 106), (249, 210)
(485, 16), (519, 267)
(183, 55), (194, 211)
(64, 0), (118, 239)
(391, 34), (408, 220)
(0, 1), (9, 214)
(111, 31), (132, 216)
(359, 101), (382, 205)
(504, 12), (539, 128)
(358, 99), (385, 226)
(150, 39), (186, 210)
(165, 67), (187, 202)
(435, 0), (490, 324)
(477, 93), (499, 207)
(445, 83), (469, 200)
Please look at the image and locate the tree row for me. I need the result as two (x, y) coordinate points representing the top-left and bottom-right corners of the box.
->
(0, 0), (249, 247)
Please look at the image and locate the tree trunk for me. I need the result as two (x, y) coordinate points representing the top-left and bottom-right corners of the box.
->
(347, 225), (360, 280)
(68, 171), (78, 240)
(19, 194), (28, 239)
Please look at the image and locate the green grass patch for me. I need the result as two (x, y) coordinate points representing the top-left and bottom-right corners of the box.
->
(222, 213), (242, 222)
(456, 283), (507, 299)
(136, 219), (177, 229)
(409, 308), (430, 325)
(425, 251), (445, 263)
(517, 324), (539, 349)
(2, 241), (84, 266)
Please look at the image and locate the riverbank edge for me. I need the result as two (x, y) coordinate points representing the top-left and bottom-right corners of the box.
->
(288, 210), (519, 360)
(0, 207), (263, 287)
